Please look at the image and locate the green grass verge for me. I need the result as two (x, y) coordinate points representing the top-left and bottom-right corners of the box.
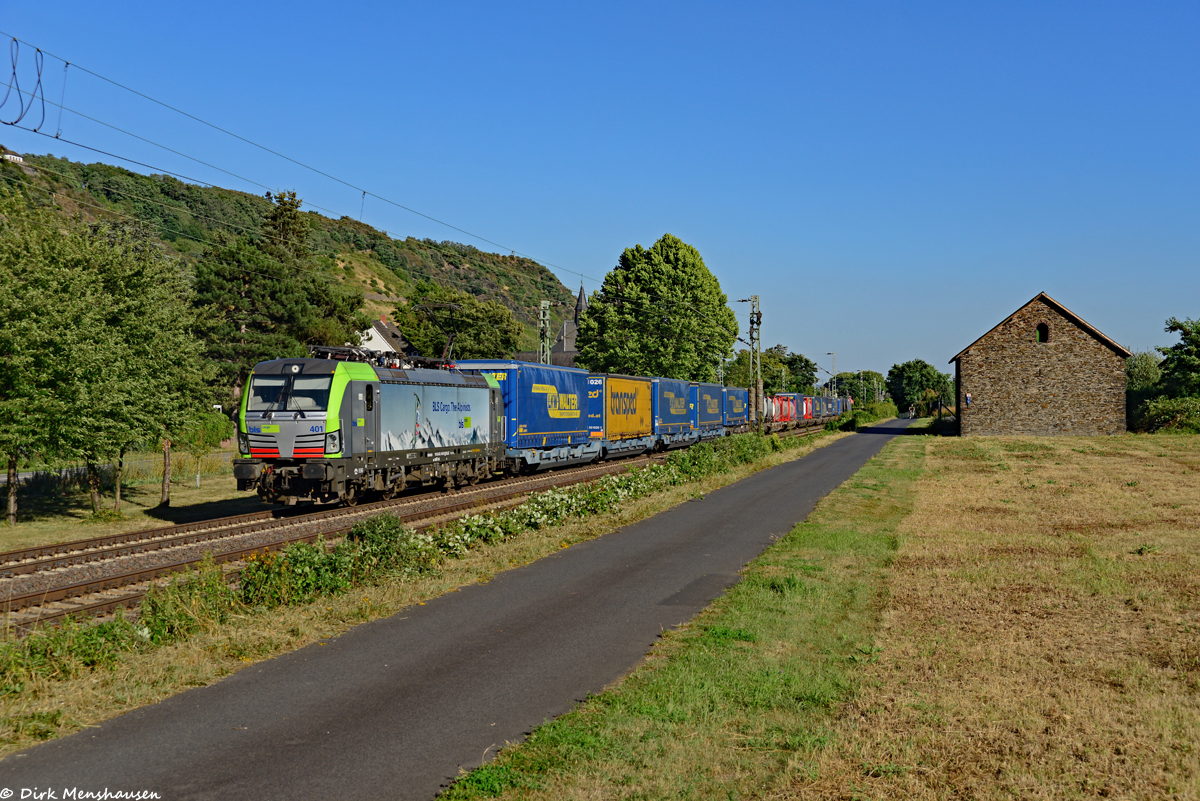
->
(442, 434), (925, 800)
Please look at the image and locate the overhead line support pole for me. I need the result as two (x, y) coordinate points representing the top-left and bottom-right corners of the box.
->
(538, 300), (552, 365)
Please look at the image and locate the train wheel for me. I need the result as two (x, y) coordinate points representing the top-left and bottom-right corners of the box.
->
(344, 487), (358, 507)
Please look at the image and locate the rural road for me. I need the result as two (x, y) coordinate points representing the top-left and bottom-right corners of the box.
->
(0, 418), (912, 800)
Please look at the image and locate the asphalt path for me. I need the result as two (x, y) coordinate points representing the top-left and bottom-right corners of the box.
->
(0, 418), (912, 800)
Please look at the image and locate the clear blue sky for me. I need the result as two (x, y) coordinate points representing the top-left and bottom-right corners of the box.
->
(4, 2), (1197, 378)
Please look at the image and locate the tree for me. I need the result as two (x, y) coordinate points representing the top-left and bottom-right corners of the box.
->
(195, 193), (369, 398)
(1126, 351), (1162, 393)
(0, 190), (211, 523)
(393, 281), (523, 359)
(830, 370), (886, 404)
(577, 234), (737, 381)
(782, 351), (819, 394)
(176, 411), (235, 489)
(0, 191), (104, 526)
(59, 220), (211, 515)
(886, 360), (952, 413)
(1156, 317), (1200, 398)
(725, 345), (819, 394)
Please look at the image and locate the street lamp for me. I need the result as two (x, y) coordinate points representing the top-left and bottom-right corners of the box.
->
(826, 352), (836, 397)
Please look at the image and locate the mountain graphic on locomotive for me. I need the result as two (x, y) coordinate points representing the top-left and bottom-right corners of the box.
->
(232, 347), (853, 506)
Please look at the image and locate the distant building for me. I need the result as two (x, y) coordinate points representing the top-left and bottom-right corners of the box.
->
(2, 152), (23, 164)
(950, 292), (1130, 436)
(359, 316), (417, 356)
(515, 285), (588, 367)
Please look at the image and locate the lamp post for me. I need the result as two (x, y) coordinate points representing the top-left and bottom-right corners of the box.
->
(826, 352), (836, 397)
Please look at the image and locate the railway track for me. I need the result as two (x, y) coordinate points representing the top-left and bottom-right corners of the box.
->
(0, 423), (826, 633)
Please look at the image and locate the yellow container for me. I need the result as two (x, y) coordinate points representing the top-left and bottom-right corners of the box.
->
(604, 376), (653, 440)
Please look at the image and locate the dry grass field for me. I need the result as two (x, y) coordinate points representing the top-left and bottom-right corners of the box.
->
(793, 434), (1200, 800)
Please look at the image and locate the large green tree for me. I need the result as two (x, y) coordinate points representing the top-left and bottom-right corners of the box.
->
(0, 192), (104, 525)
(195, 193), (370, 396)
(886, 360), (952, 412)
(392, 281), (522, 359)
(60, 221), (211, 514)
(577, 234), (737, 381)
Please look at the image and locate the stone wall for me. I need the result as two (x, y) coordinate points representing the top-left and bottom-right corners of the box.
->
(956, 298), (1126, 436)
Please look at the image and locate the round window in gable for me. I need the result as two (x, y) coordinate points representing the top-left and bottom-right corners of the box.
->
(1036, 323), (1049, 343)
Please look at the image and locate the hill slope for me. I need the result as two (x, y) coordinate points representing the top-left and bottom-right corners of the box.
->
(1, 149), (577, 346)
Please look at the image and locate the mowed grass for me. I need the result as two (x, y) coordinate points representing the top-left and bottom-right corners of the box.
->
(443, 434), (923, 799)
(0, 432), (849, 756)
(794, 434), (1200, 800)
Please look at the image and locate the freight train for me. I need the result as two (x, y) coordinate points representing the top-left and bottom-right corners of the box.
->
(232, 350), (851, 505)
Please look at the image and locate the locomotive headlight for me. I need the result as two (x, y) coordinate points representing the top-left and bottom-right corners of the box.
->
(324, 431), (341, 454)
(237, 431), (249, 456)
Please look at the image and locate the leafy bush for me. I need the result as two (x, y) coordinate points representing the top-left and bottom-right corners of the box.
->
(140, 554), (242, 643)
(1135, 396), (1200, 433)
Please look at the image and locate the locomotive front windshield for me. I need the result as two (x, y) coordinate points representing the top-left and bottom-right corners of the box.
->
(247, 375), (334, 412)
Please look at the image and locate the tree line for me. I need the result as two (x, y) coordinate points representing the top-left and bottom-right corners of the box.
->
(1127, 317), (1200, 432)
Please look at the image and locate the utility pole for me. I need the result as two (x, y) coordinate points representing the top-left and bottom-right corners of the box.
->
(827, 351), (836, 397)
(738, 296), (762, 430)
(538, 300), (551, 365)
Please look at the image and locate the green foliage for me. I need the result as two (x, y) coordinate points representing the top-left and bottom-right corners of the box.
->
(1126, 350), (1162, 392)
(20, 154), (575, 345)
(0, 616), (145, 685)
(391, 281), (523, 359)
(886, 360), (952, 413)
(177, 412), (234, 461)
(826, 401), (899, 432)
(830, 370), (886, 404)
(1135, 396), (1200, 433)
(195, 193), (370, 395)
(239, 539), (355, 607)
(1156, 317), (1200, 399)
(723, 346), (817, 395)
(577, 234), (737, 381)
(0, 188), (212, 521)
(139, 554), (242, 643)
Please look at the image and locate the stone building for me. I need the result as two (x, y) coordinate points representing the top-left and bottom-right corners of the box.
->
(950, 292), (1130, 436)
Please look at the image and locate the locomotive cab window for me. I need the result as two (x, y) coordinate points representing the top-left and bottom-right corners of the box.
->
(246, 375), (333, 412)
(366, 385), (374, 411)
(1036, 323), (1049, 343)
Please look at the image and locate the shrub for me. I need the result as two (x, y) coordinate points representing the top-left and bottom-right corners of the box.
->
(1136, 396), (1200, 433)
(140, 554), (242, 643)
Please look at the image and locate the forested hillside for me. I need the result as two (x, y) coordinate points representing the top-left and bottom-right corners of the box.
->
(2, 150), (575, 339)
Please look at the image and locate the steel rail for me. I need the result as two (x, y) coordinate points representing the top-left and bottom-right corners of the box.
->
(0, 456), (658, 579)
(1, 456), (663, 630)
(3, 423), (827, 632)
